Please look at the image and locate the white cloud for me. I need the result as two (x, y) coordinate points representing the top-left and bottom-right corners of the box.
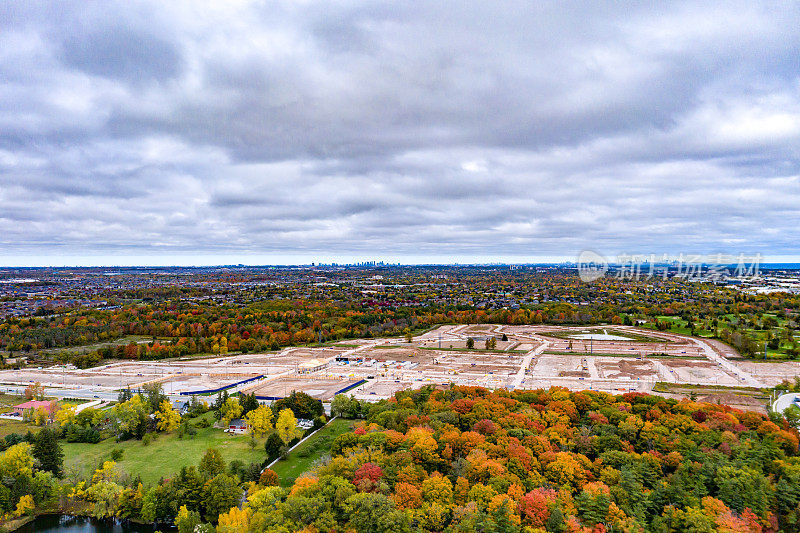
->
(0, 0), (798, 264)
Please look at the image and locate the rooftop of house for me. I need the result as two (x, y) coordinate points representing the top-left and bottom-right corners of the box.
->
(14, 400), (54, 410)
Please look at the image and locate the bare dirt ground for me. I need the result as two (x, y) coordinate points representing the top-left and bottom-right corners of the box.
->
(544, 338), (701, 358)
(367, 347), (424, 358)
(697, 393), (768, 414)
(658, 359), (742, 386)
(353, 380), (419, 400)
(4, 324), (796, 409)
(732, 361), (800, 387)
(596, 359), (659, 380)
(0, 368), (149, 389)
(160, 373), (261, 394)
(249, 377), (358, 401)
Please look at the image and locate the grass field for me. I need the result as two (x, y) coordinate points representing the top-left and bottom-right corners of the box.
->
(639, 316), (705, 337)
(62, 413), (267, 484)
(270, 418), (353, 487)
(0, 419), (34, 438)
(0, 394), (29, 414)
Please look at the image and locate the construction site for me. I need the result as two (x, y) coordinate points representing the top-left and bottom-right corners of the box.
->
(0, 324), (797, 411)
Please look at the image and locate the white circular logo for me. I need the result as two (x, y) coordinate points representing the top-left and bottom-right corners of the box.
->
(577, 250), (608, 282)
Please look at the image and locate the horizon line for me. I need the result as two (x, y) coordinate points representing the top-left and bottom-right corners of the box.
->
(3, 259), (800, 269)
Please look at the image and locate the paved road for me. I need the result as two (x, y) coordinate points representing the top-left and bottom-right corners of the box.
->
(586, 358), (600, 379)
(511, 337), (549, 389)
(773, 392), (800, 414)
(689, 337), (765, 388)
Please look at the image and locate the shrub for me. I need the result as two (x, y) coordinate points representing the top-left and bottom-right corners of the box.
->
(259, 468), (279, 487)
(193, 418), (211, 429)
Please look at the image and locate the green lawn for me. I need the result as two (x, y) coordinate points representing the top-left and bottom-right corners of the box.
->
(270, 418), (353, 487)
(0, 419), (35, 438)
(0, 394), (28, 414)
(62, 414), (267, 485)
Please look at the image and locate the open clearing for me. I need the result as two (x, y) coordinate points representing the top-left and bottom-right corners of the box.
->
(61, 413), (264, 484)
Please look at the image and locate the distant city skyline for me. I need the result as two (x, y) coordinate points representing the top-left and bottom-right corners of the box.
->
(2, 2), (798, 265)
(3, 254), (800, 269)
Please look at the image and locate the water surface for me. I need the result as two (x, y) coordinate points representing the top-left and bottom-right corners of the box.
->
(15, 515), (167, 532)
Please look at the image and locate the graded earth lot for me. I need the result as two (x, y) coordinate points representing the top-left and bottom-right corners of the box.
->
(732, 360), (800, 387)
(1, 324), (796, 413)
(246, 377), (359, 400)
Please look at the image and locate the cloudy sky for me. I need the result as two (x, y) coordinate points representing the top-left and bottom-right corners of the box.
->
(1, 1), (799, 266)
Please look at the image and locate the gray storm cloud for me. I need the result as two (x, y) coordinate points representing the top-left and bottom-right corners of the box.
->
(0, 1), (799, 264)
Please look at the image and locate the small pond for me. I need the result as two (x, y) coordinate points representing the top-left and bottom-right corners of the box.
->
(15, 515), (171, 532)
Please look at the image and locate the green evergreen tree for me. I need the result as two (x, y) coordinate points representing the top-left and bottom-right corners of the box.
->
(546, 507), (566, 533)
(32, 427), (63, 477)
(198, 448), (226, 478)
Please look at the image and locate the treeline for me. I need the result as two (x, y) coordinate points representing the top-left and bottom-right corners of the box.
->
(1, 385), (799, 531)
(0, 388), (329, 528)
(1, 280), (798, 365)
(216, 385), (799, 532)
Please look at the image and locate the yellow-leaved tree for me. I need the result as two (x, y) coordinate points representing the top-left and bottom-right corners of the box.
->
(276, 408), (301, 446)
(92, 461), (121, 484)
(220, 397), (243, 426)
(33, 407), (49, 426)
(217, 506), (251, 533)
(55, 404), (77, 427)
(110, 394), (148, 437)
(245, 405), (273, 438)
(155, 400), (181, 432)
(0, 443), (34, 478)
(175, 505), (202, 533)
(13, 495), (34, 517)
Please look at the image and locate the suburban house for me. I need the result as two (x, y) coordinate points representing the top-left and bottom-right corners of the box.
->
(13, 400), (56, 418)
(227, 418), (248, 434)
(172, 400), (190, 415)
